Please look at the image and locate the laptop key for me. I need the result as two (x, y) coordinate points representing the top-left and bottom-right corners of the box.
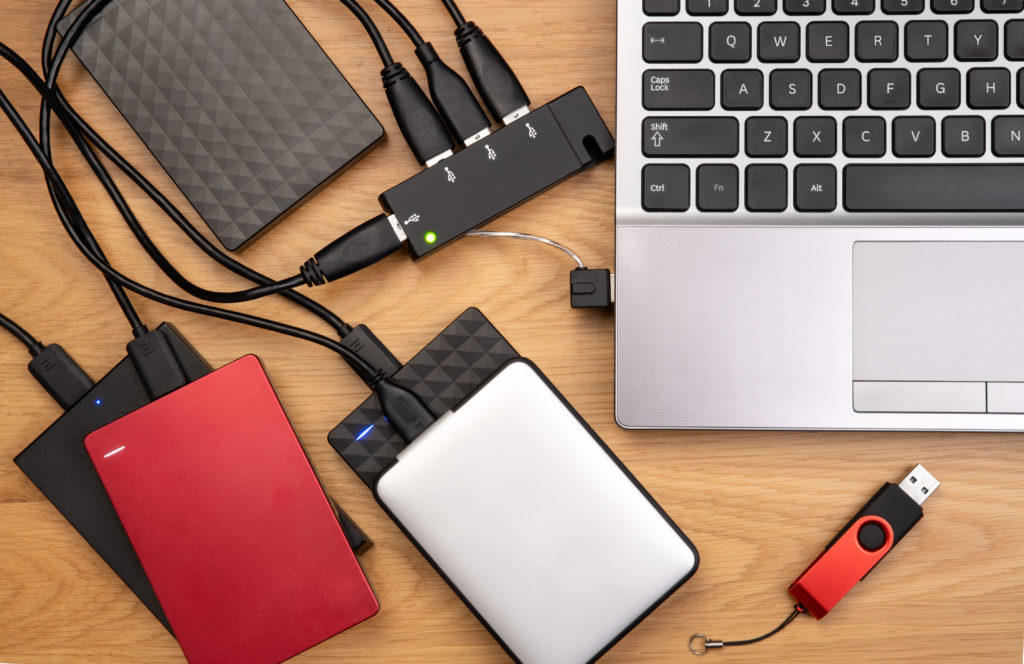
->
(967, 68), (1011, 108)
(759, 23), (802, 61)
(644, 117), (740, 157)
(834, 0), (875, 12)
(819, 69), (862, 108)
(883, 0), (925, 12)
(893, 116), (936, 155)
(736, 0), (778, 14)
(643, 70), (715, 109)
(645, 0), (681, 14)
(982, 0), (1024, 10)
(993, 116), (1024, 155)
(868, 69), (911, 108)
(746, 116), (789, 156)
(746, 165), (788, 211)
(722, 70), (764, 109)
(643, 23), (703, 63)
(956, 21), (999, 60)
(845, 165), (1024, 209)
(794, 116), (838, 156)
(710, 23), (753, 62)
(688, 0), (729, 14)
(794, 164), (837, 211)
(642, 164), (690, 211)
(770, 69), (813, 108)
(807, 22), (850, 61)
(933, 0), (974, 12)
(918, 69), (961, 108)
(856, 22), (899, 61)
(785, 0), (827, 14)
(844, 116), (887, 155)
(906, 22), (949, 61)
(1007, 21), (1024, 59)
(697, 165), (739, 211)
(942, 116), (986, 155)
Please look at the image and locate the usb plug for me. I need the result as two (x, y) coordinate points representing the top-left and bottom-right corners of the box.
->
(898, 464), (940, 506)
(28, 344), (94, 410)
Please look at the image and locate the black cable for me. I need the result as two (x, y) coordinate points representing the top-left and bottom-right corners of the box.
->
(0, 311), (44, 356)
(339, 0), (395, 67)
(0, 81), (379, 381)
(33, 1), (350, 335)
(440, 0), (468, 27)
(41, 0), (73, 77)
(442, 5), (531, 125)
(368, 0), (491, 146)
(1, 310), (94, 407)
(373, 0), (426, 47)
(33, 2), (147, 337)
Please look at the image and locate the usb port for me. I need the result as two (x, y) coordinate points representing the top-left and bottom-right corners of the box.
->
(897, 464), (940, 506)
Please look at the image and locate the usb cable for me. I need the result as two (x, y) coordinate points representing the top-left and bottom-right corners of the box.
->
(1, 312), (93, 410)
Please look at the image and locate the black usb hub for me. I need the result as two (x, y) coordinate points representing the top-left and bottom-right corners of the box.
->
(379, 87), (614, 259)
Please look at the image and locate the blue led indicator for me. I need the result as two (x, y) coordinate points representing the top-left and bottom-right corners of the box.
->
(355, 424), (375, 441)
(94, 399), (103, 406)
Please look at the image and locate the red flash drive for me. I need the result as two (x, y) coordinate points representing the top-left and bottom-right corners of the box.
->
(788, 516), (894, 618)
(788, 464), (939, 619)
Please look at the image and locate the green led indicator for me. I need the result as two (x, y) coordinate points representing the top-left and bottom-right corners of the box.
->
(424, 231), (438, 244)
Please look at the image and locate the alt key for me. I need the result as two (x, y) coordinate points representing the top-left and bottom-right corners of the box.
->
(642, 164), (690, 211)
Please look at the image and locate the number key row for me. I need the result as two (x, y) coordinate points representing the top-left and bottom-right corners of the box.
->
(644, 0), (1021, 15)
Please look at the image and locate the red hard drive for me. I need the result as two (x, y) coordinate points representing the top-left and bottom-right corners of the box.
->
(84, 355), (378, 664)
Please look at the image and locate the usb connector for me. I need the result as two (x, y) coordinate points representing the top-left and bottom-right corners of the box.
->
(453, 21), (530, 125)
(28, 344), (94, 410)
(898, 464), (941, 506)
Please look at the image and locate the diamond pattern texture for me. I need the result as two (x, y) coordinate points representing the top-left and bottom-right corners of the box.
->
(62, 0), (383, 250)
(328, 308), (519, 488)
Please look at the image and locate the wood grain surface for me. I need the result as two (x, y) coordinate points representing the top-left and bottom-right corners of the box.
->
(1, 1), (1023, 662)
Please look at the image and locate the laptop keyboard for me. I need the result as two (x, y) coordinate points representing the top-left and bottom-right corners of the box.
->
(637, 0), (1024, 216)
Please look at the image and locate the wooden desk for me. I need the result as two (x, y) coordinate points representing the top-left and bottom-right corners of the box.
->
(1, 1), (1022, 661)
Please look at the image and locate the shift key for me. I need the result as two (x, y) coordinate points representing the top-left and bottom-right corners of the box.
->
(643, 117), (739, 157)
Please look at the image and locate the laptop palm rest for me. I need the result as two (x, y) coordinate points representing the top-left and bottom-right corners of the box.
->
(854, 241), (1024, 413)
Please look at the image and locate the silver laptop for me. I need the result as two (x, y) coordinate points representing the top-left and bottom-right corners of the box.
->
(616, 0), (1024, 430)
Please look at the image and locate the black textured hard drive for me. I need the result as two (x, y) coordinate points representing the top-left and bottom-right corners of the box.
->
(328, 308), (519, 487)
(60, 0), (384, 250)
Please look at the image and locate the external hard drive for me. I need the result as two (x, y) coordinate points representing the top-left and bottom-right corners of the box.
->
(14, 323), (207, 630)
(328, 307), (519, 487)
(374, 359), (698, 663)
(84, 355), (378, 664)
(14, 325), (369, 632)
(60, 0), (384, 250)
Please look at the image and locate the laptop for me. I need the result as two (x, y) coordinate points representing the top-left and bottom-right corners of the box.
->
(616, 0), (1024, 429)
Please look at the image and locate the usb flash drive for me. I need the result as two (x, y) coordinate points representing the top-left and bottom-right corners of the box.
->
(788, 464), (940, 619)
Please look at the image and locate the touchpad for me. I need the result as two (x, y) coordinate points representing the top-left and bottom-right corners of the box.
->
(853, 242), (1024, 413)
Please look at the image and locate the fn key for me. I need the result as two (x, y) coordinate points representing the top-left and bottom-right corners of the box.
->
(643, 164), (690, 211)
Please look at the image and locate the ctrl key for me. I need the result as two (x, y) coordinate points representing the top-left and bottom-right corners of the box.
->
(642, 164), (690, 211)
